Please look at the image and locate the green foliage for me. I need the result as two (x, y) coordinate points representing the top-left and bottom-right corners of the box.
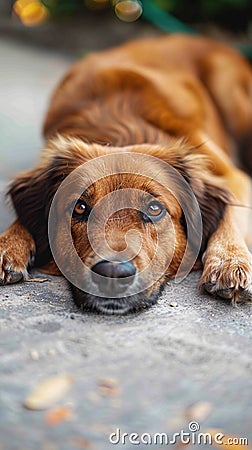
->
(41, 0), (82, 15)
(155, 0), (252, 32)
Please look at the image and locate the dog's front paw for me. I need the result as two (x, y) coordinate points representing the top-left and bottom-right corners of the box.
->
(0, 249), (30, 285)
(0, 224), (35, 285)
(200, 250), (252, 304)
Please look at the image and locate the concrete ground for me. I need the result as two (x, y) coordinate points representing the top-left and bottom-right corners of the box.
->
(0, 38), (251, 450)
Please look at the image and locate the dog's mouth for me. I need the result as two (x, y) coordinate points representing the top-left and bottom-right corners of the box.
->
(66, 258), (168, 314)
(69, 284), (164, 315)
(85, 297), (140, 315)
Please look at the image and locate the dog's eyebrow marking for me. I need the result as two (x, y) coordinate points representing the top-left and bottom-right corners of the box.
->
(74, 192), (92, 202)
(147, 191), (159, 198)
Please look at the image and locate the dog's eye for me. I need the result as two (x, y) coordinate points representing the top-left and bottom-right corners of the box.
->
(73, 200), (89, 219)
(74, 201), (86, 215)
(147, 201), (163, 216)
(142, 200), (166, 222)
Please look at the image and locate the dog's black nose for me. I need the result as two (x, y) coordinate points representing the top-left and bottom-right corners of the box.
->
(91, 260), (136, 294)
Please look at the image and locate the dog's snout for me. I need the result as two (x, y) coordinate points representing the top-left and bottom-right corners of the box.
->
(91, 260), (136, 294)
(91, 260), (136, 278)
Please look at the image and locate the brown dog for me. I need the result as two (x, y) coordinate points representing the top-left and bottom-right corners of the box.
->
(1, 34), (252, 314)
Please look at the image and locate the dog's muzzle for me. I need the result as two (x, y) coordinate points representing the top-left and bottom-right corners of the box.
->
(69, 259), (161, 315)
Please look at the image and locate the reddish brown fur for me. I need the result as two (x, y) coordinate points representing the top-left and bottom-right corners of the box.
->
(1, 34), (252, 312)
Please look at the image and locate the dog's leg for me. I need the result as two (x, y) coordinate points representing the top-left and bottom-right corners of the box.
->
(200, 167), (252, 303)
(0, 221), (35, 285)
(201, 47), (252, 139)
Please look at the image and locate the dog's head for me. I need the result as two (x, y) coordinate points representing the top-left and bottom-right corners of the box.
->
(9, 136), (230, 314)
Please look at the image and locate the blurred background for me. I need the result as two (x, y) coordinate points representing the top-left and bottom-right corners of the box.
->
(0, 0), (252, 181)
(1, 0), (252, 52)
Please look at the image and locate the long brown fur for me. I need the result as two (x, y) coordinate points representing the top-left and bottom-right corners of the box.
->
(1, 34), (252, 313)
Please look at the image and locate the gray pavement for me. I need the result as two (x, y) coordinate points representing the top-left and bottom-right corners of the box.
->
(0, 38), (252, 450)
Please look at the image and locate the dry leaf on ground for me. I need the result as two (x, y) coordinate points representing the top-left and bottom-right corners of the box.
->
(186, 401), (212, 423)
(98, 377), (121, 396)
(45, 406), (72, 425)
(23, 374), (73, 410)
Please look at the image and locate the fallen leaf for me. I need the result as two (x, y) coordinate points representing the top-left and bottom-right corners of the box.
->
(45, 406), (72, 425)
(98, 377), (120, 396)
(23, 374), (73, 410)
(186, 401), (212, 422)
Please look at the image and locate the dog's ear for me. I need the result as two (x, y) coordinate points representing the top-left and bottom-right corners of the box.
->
(8, 163), (63, 267)
(187, 171), (231, 254)
(8, 136), (90, 267)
